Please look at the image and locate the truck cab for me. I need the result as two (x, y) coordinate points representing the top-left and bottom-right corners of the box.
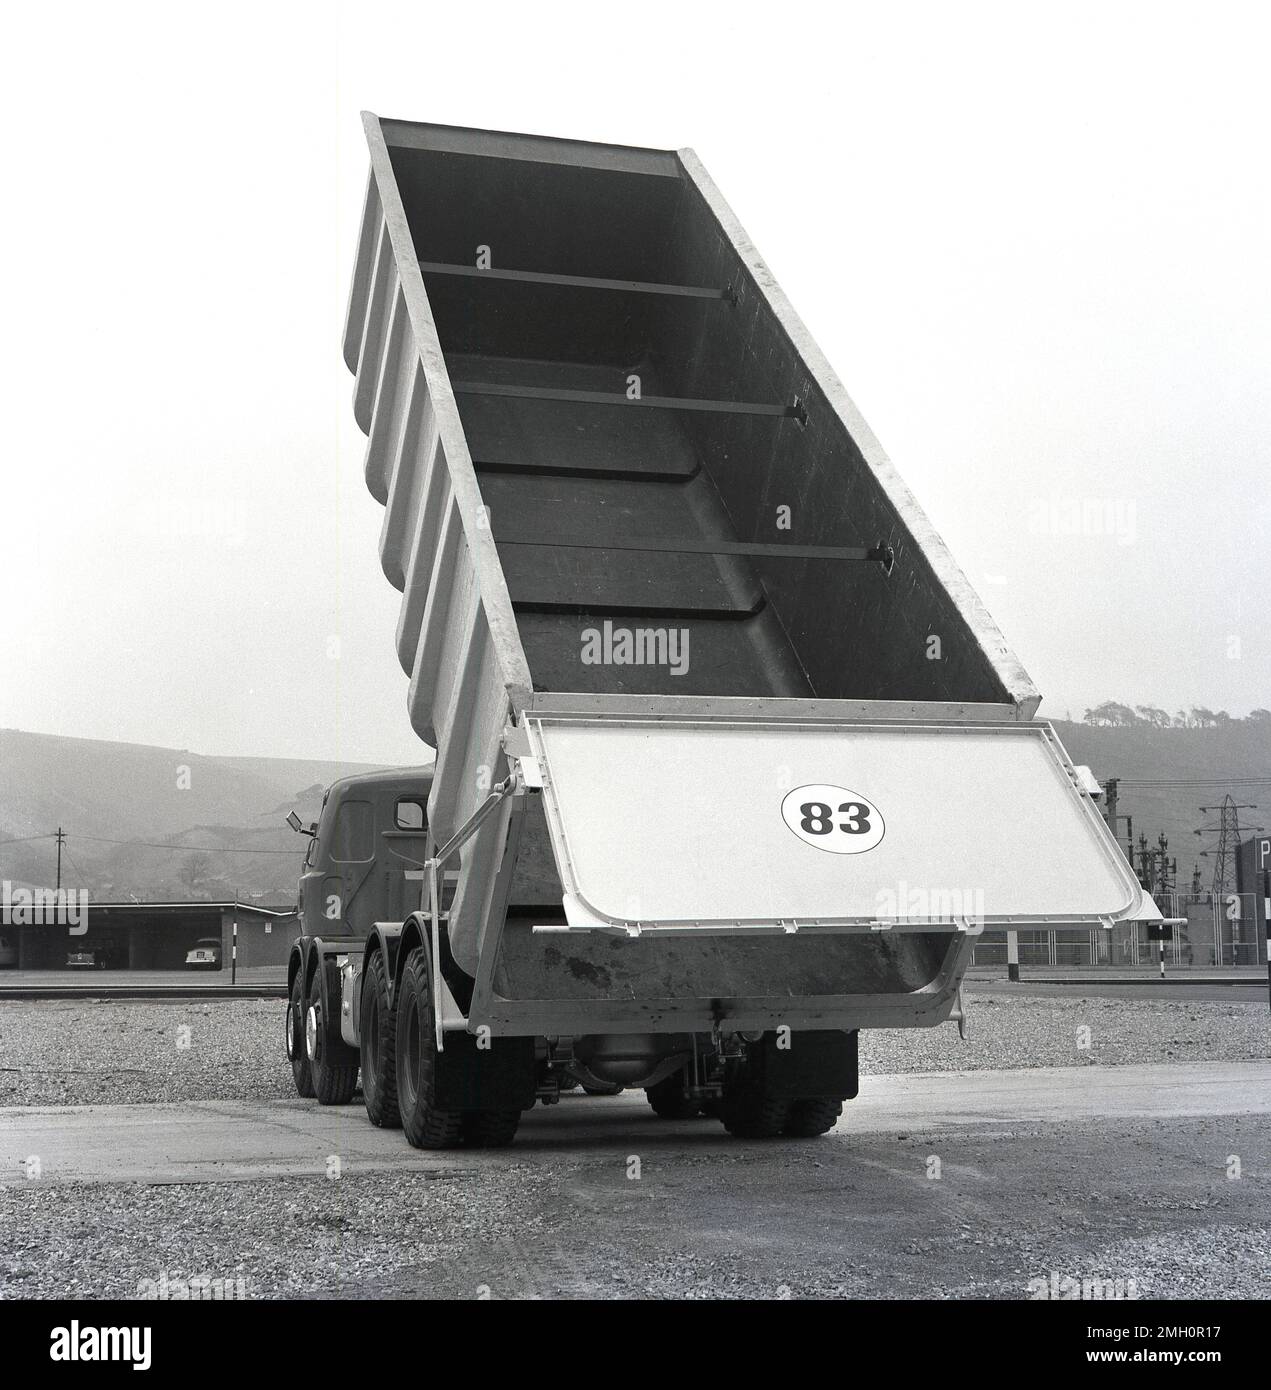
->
(285, 768), (436, 1111)
(296, 769), (432, 940)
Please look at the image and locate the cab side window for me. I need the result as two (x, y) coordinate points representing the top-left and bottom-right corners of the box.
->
(330, 799), (374, 863)
(395, 798), (426, 831)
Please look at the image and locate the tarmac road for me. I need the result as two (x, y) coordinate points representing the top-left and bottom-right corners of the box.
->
(2, 1060), (1269, 1299)
(3, 1059), (1268, 1186)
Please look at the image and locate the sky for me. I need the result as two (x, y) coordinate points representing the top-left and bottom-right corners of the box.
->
(2, 0), (1268, 764)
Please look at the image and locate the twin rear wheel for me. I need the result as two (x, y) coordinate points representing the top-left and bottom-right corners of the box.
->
(327, 945), (521, 1150)
(645, 1072), (703, 1119)
(291, 960), (841, 1144)
(721, 1092), (842, 1139)
(393, 947), (464, 1148)
(645, 1066), (843, 1139)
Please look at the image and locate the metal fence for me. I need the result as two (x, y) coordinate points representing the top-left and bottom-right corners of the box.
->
(969, 893), (1266, 968)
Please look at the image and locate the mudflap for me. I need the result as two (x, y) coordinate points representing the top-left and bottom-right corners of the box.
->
(746, 1029), (858, 1100)
(433, 1032), (538, 1112)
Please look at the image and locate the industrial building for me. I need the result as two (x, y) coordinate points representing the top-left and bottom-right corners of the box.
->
(0, 900), (295, 971)
(1235, 832), (1271, 965)
(972, 878), (1268, 970)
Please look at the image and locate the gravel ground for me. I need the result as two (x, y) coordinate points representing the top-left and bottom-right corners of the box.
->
(0, 1000), (295, 1106)
(1, 993), (1267, 1300)
(1, 1115), (1267, 1299)
(1, 992), (1267, 1108)
(865, 992), (1271, 1074)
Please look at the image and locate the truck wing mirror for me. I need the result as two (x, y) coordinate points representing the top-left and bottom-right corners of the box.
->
(286, 812), (316, 837)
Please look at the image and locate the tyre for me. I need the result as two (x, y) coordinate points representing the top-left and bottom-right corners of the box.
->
(645, 1071), (702, 1119)
(307, 969), (359, 1106)
(719, 1056), (789, 1139)
(783, 1098), (842, 1137)
(287, 971), (315, 1099)
(360, 950), (400, 1128)
(395, 947), (464, 1149)
(464, 1109), (521, 1147)
(720, 1091), (789, 1139)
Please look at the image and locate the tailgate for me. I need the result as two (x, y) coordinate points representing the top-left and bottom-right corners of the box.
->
(518, 714), (1152, 935)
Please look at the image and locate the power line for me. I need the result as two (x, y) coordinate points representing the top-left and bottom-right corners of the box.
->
(1, 830), (298, 855)
(65, 833), (300, 855)
(1117, 778), (1271, 788)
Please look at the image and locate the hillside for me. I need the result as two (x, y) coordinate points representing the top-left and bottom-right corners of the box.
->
(2, 720), (1267, 903)
(0, 730), (422, 902)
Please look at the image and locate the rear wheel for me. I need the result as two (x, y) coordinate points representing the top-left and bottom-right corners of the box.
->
(464, 1109), (521, 1147)
(287, 972), (314, 1099)
(720, 1056), (789, 1138)
(395, 947), (464, 1149)
(721, 1091), (789, 1138)
(360, 950), (400, 1128)
(646, 1071), (702, 1119)
(783, 1098), (843, 1137)
(307, 969), (359, 1106)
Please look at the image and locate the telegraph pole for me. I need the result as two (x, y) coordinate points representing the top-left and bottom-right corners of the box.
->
(1102, 778), (1134, 865)
(55, 827), (65, 890)
(1264, 868), (1270, 1015)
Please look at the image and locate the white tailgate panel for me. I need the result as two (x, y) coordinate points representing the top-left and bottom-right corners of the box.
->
(525, 717), (1146, 929)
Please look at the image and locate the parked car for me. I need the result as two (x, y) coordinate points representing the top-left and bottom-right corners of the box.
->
(67, 947), (104, 969)
(185, 938), (222, 971)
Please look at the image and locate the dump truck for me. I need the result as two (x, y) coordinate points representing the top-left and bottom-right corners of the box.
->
(284, 114), (1163, 1148)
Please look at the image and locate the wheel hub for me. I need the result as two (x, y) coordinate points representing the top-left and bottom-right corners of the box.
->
(305, 1004), (319, 1063)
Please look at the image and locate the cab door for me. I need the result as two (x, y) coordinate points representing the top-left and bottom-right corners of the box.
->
(310, 795), (376, 938)
(377, 791), (430, 924)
